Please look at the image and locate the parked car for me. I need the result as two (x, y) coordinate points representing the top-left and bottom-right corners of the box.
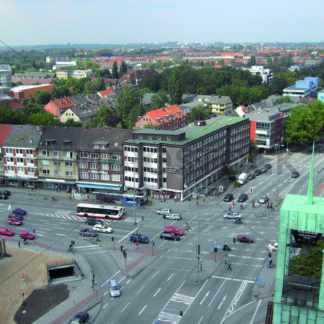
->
(238, 193), (248, 202)
(223, 193), (233, 202)
(291, 171), (300, 178)
(79, 228), (98, 237)
(93, 224), (112, 234)
(0, 227), (14, 236)
(260, 166), (268, 173)
(160, 232), (181, 241)
(247, 173), (255, 180)
(8, 218), (23, 226)
(236, 235), (254, 243)
(254, 169), (262, 176)
(13, 208), (27, 216)
(130, 233), (149, 244)
(264, 164), (272, 170)
(222, 244), (231, 251)
(164, 226), (183, 236)
(8, 214), (24, 220)
(85, 218), (104, 226)
(109, 279), (121, 297)
(164, 212), (182, 220)
(268, 242), (278, 252)
(70, 311), (89, 324)
(224, 212), (243, 219)
(157, 208), (171, 215)
(258, 195), (269, 204)
(20, 231), (35, 240)
(2, 190), (11, 196)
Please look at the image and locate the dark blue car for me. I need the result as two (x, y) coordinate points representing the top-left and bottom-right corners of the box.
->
(254, 169), (262, 176)
(70, 311), (89, 324)
(130, 233), (149, 244)
(8, 214), (24, 220)
(13, 208), (27, 216)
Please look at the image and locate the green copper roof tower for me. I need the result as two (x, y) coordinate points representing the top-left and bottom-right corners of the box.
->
(273, 142), (324, 323)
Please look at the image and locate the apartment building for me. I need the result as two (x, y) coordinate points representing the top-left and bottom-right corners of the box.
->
(0, 64), (12, 86)
(124, 117), (250, 200)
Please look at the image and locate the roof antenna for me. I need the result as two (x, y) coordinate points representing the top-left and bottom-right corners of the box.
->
(306, 141), (315, 205)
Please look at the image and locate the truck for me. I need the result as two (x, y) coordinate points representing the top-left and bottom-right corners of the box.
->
(237, 173), (248, 185)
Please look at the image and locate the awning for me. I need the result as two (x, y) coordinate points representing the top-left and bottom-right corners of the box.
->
(77, 183), (121, 191)
(38, 178), (76, 184)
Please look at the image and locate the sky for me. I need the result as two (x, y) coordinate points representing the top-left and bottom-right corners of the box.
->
(1, 0), (324, 46)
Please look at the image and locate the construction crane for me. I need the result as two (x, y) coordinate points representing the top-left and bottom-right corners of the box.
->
(75, 49), (87, 76)
(0, 39), (17, 53)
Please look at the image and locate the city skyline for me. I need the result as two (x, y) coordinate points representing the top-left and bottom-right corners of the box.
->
(1, 0), (324, 47)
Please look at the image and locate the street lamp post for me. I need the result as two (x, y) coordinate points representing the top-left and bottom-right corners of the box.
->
(196, 201), (200, 272)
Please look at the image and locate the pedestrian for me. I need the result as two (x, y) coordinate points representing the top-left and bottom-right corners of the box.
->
(227, 263), (232, 271)
(268, 252), (272, 258)
(33, 228), (36, 234)
(232, 201), (235, 208)
(228, 206), (232, 212)
(269, 257), (272, 268)
(252, 200), (255, 208)
(18, 240), (21, 248)
(224, 259), (227, 265)
(233, 237), (236, 243)
(199, 263), (202, 272)
(120, 245), (124, 252)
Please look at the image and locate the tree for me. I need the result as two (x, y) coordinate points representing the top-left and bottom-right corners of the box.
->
(151, 90), (169, 109)
(119, 61), (127, 77)
(189, 106), (209, 123)
(112, 61), (119, 79)
(127, 104), (145, 129)
(28, 112), (59, 126)
(285, 101), (324, 144)
(168, 68), (183, 105)
(116, 86), (143, 128)
(97, 105), (113, 127)
(248, 55), (256, 67)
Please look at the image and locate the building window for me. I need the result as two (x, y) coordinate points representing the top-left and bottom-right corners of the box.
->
(5, 148), (13, 154)
(79, 162), (88, 169)
(65, 171), (72, 177)
(80, 172), (88, 179)
(54, 161), (61, 167)
(101, 173), (109, 181)
(111, 164), (120, 171)
(111, 154), (120, 161)
(54, 151), (61, 158)
(80, 152), (88, 158)
(101, 154), (109, 159)
(111, 174), (120, 182)
(90, 173), (99, 180)
(43, 170), (50, 175)
(65, 152), (73, 158)
(90, 153), (99, 159)
(42, 150), (49, 157)
(90, 163), (98, 169)
(101, 164), (109, 171)
(54, 170), (61, 176)
(65, 161), (72, 167)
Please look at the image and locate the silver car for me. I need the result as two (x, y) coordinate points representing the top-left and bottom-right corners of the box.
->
(109, 279), (120, 297)
(164, 213), (182, 220)
(258, 196), (269, 204)
(224, 212), (243, 219)
(157, 208), (171, 215)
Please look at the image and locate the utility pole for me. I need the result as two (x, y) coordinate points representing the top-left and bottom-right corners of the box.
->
(197, 201), (200, 272)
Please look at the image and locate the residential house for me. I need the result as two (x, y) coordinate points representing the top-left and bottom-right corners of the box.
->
(0, 65), (12, 86)
(77, 127), (132, 196)
(195, 95), (233, 115)
(124, 117), (250, 201)
(44, 97), (76, 118)
(0, 124), (13, 185)
(135, 105), (188, 130)
(37, 126), (83, 191)
(60, 106), (96, 124)
(2, 125), (41, 187)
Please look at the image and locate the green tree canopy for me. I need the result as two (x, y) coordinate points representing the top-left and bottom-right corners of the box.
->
(189, 105), (209, 123)
(168, 68), (183, 105)
(96, 105), (113, 127)
(151, 90), (169, 109)
(112, 61), (119, 79)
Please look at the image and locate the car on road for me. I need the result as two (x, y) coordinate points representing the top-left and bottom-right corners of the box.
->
(258, 195), (269, 204)
(109, 279), (121, 297)
(268, 242), (278, 252)
(8, 218), (23, 226)
(223, 193), (234, 202)
(70, 311), (89, 324)
(254, 169), (262, 176)
(260, 166), (268, 173)
(93, 224), (112, 234)
(130, 233), (149, 244)
(163, 212), (182, 220)
(85, 218), (104, 226)
(13, 208), (27, 216)
(8, 214), (24, 220)
(224, 212), (243, 219)
(264, 164), (272, 170)
(247, 173), (255, 180)
(20, 231), (35, 240)
(238, 193), (248, 202)
(2, 190), (11, 196)
(0, 227), (14, 236)
(79, 228), (98, 237)
(233, 218), (243, 224)
(237, 235), (254, 243)
(164, 226), (183, 236)
(0, 191), (8, 200)
(157, 208), (171, 215)
(291, 171), (300, 178)
(160, 232), (181, 241)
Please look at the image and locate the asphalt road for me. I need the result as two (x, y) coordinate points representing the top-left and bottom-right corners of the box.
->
(1, 148), (324, 324)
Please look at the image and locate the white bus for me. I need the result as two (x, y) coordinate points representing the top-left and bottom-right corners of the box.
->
(76, 203), (125, 220)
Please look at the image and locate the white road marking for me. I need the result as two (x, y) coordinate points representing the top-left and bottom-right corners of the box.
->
(121, 302), (129, 312)
(136, 286), (145, 295)
(150, 271), (159, 279)
(103, 302), (109, 309)
(166, 273), (174, 281)
(153, 287), (161, 297)
(138, 304), (147, 315)
(250, 299), (262, 324)
(118, 227), (138, 243)
(208, 280), (226, 307)
(217, 295), (227, 309)
(199, 290), (210, 305)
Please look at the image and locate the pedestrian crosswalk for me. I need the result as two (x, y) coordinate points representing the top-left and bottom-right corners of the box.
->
(33, 211), (83, 221)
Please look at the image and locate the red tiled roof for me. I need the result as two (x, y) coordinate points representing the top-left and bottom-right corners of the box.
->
(98, 88), (116, 97)
(8, 101), (23, 109)
(0, 124), (13, 145)
(145, 105), (186, 125)
(51, 97), (76, 110)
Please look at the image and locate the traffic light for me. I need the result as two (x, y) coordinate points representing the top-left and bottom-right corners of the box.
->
(111, 236), (114, 242)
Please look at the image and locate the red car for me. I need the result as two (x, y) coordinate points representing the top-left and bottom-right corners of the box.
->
(164, 226), (184, 236)
(0, 227), (15, 236)
(20, 231), (35, 240)
(8, 218), (23, 226)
